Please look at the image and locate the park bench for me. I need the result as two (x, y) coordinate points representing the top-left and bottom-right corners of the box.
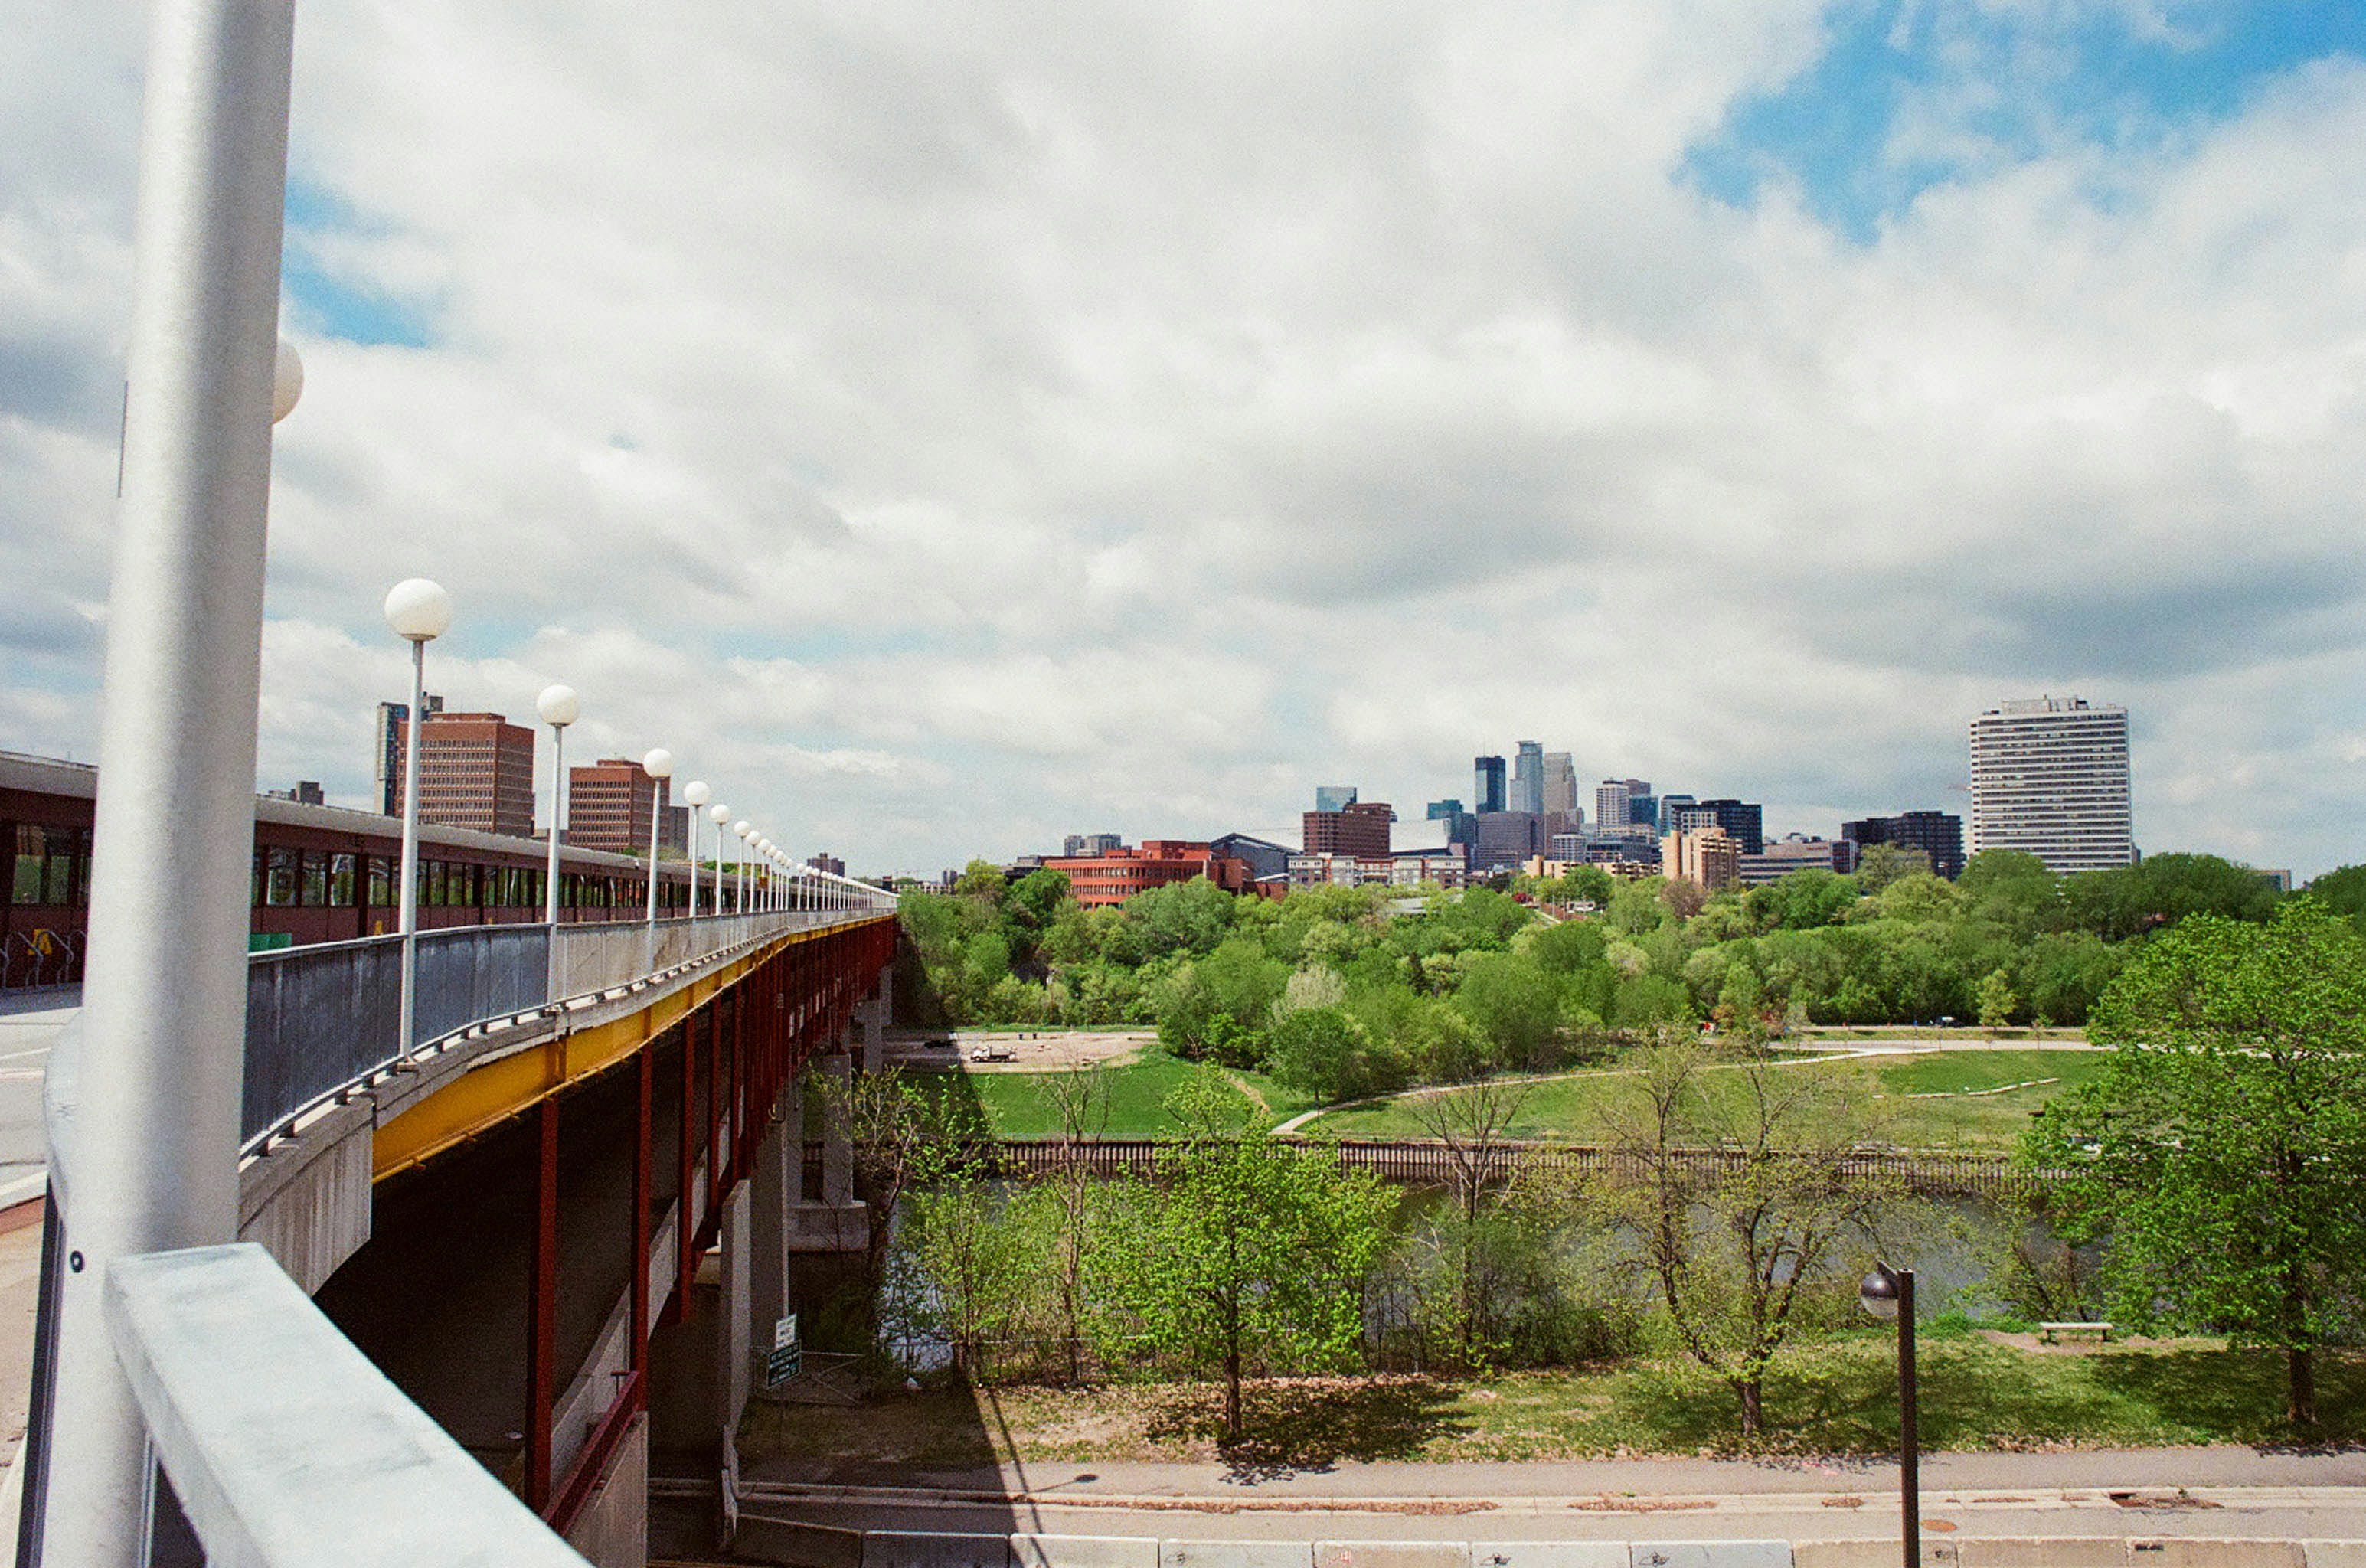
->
(2038, 1321), (2112, 1344)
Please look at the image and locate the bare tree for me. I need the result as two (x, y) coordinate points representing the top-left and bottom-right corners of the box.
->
(1586, 1035), (1901, 1436)
(1034, 1062), (1113, 1381)
(1408, 1076), (1535, 1364)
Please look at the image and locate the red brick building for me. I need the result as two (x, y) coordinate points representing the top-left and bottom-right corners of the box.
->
(1041, 840), (1253, 909)
(1301, 801), (1393, 859)
(566, 758), (672, 856)
(391, 710), (535, 838)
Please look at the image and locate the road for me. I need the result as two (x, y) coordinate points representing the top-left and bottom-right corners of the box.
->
(738, 1452), (2366, 1544)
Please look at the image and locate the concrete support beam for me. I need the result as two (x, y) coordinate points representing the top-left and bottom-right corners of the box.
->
(717, 1181), (752, 1435)
(748, 1089), (794, 1354)
(820, 1052), (854, 1207)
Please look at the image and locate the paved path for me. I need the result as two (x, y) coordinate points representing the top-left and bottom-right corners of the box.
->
(743, 1452), (2366, 1544)
(0, 988), (70, 1208)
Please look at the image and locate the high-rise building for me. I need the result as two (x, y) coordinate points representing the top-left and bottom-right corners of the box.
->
(1470, 811), (1544, 872)
(1472, 756), (1506, 815)
(1063, 832), (1123, 858)
(1426, 799), (1475, 848)
(1313, 785), (1359, 813)
(1541, 752), (1577, 816)
(266, 781), (325, 806)
(1694, 799), (1764, 855)
(659, 804), (689, 856)
(1511, 742), (1544, 815)
(1969, 697), (2134, 873)
(375, 694), (443, 815)
(1593, 779), (1648, 831)
(1655, 793), (1696, 832)
(1842, 811), (1966, 880)
(565, 757), (673, 855)
(806, 852), (846, 876)
(1663, 826), (1741, 892)
(1302, 801), (1393, 858)
(391, 709), (533, 837)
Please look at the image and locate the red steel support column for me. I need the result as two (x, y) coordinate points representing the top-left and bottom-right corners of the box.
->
(675, 1020), (694, 1320)
(527, 1095), (560, 1511)
(706, 996), (724, 1220)
(632, 1044), (652, 1374)
(731, 969), (749, 1184)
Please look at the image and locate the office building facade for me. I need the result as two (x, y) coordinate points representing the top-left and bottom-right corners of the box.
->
(1303, 801), (1393, 858)
(1470, 811), (1544, 873)
(1541, 752), (1577, 820)
(1062, 832), (1123, 858)
(1842, 811), (1965, 880)
(1662, 826), (1741, 892)
(1968, 697), (2134, 873)
(1738, 835), (1858, 887)
(566, 757), (673, 856)
(374, 694), (443, 815)
(1695, 799), (1764, 856)
(1511, 742), (1544, 815)
(390, 709), (534, 838)
(1472, 756), (1506, 815)
(1210, 832), (1293, 883)
(1313, 785), (1359, 814)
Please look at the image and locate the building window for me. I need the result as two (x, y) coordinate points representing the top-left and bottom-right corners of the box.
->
(265, 846), (299, 907)
(300, 851), (328, 908)
(329, 853), (358, 908)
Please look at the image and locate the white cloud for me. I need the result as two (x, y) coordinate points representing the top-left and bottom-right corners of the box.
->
(5, 2), (2366, 876)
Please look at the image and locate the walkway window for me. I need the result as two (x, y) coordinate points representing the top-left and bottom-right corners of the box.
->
(265, 847), (298, 907)
(300, 851), (328, 908)
(329, 853), (357, 907)
(366, 857), (392, 909)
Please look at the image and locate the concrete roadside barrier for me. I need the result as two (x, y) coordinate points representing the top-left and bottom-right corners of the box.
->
(1629, 1545), (1792, 1568)
(735, 1517), (864, 1568)
(1315, 1543), (1472, 1568)
(2302, 1547), (2366, 1568)
(1162, 1543), (1317, 1568)
(1015, 1536), (1162, 1568)
(865, 1531), (1016, 1568)
(1794, 1543), (1956, 1568)
(1958, 1541), (2126, 1568)
(1474, 1545), (1631, 1568)
(2127, 1546), (2304, 1568)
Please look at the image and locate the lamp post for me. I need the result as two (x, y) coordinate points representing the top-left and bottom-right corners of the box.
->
(41, 2), (300, 1546)
(733, 819), (751, 910)
(681, 781), (709, 916)
(642, 748), (672, 923)
(536, 684), (578, 929)
(708, 803), (730, 910)
(1861, 1263), (1918, 1568)
(385, 577), (453, 1055)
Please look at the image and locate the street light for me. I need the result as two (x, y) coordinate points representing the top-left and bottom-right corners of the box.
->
(1861, 1262), (1918, 1568)
(535, 684), (578, 929)
(708, 803), (730, 910)
(642, 747), (673, 923)
(385, 577), (453, 1055)
(681, 780), (710, 916)
(733, 819), (751, 910)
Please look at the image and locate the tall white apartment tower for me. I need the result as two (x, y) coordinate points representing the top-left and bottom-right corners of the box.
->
(1968, 697), (2135, 873)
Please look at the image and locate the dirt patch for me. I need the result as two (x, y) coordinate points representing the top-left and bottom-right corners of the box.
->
(885, 1029), (1154, 1073)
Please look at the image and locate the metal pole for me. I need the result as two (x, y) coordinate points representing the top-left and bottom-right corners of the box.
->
(397, 637), (425, 1050)
(544, 724), (564, 926)
(687, 806), (699, 920)
(1900, 1268), (1919, 1568)
(41, 0), (294, 1560)
(644, 786), (662, 924)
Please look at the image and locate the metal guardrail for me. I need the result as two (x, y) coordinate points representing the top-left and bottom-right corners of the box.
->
(239, 909), (870, 1150)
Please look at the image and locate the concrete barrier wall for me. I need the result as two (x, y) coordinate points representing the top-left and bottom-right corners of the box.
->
(758, 1524), (2366, 1568)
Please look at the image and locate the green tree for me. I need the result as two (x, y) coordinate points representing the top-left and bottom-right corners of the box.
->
(1976, 969), (2017, 1037)
(2306, 864), (2366, 932)
(2024, 902), (2366, 1425)
(1098, 1077), (1392, 1436)
(1854, 842), (1930, 893)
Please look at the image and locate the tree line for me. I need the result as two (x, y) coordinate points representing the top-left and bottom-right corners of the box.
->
(898, 846), (2312, 1103)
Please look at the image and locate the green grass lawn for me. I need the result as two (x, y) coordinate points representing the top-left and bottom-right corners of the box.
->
(739, 1334), (2364, 1467)
(917, 1053), (1321, 1137)
(1308, 1047), (2112, 1151)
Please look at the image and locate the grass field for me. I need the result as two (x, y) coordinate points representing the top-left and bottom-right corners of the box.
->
(739, 1334), (2363, 1466)
(1306, 1047), (2112, 1151)
(921, 1053), (1321, 1137)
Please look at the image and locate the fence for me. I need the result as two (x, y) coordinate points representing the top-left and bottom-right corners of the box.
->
(979, 1137), (2052, 1196)
(240, 908), (865, 1151)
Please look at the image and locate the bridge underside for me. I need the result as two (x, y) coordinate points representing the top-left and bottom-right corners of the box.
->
(290, 915), (895, 1561)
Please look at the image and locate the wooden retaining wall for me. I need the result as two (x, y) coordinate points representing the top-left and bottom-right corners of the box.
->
(975, 1137), (2052, 1196)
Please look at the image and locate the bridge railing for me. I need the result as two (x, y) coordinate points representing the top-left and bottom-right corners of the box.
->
(240, 908), (862, 1151)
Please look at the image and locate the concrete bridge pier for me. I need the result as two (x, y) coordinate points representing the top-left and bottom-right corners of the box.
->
(786, 1052), (867, 1250)
(861, 972), (889, 1071)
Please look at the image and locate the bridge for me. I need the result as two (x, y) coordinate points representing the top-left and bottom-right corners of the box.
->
(28, 883), (898, 1564)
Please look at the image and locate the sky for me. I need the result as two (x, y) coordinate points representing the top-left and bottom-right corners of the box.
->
(6, 1), (2366, 879)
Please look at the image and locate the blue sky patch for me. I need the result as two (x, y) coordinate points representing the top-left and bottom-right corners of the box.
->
(280, 179), (439, 348)
(1685, 1), (2366, 243)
